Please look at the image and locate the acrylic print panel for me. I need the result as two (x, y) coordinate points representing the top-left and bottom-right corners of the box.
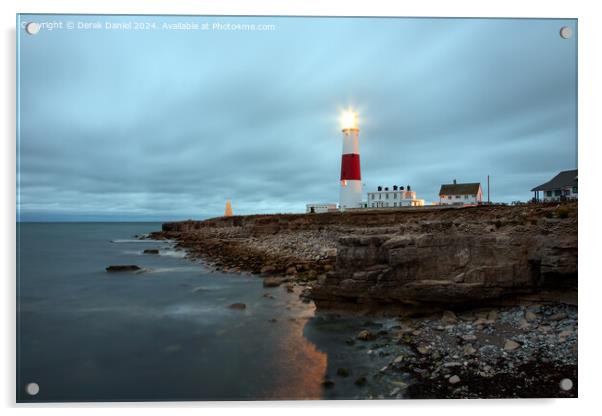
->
(16, 14), (577, 402)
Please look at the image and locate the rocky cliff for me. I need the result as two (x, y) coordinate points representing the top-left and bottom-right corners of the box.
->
(312, 205), (577, 311)
(157, 203), (577, 312)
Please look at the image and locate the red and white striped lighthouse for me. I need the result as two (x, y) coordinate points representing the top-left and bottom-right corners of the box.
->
(339, 110), (363, 210)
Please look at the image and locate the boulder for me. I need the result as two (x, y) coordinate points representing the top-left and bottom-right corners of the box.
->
(143, 249), (160, 254)
(228, 303), (246, 310)
(106, 265), (142, 272)
(260, 265), (276, 275)
(441, 310), (458, 325)
(356, 329), (375, 341)
(549, 312), (567, 321)
(263, 277), (285, 287)
(487, 310), (498, 322)
(322, 379), (335, 389)
(354, 376), (367, 386)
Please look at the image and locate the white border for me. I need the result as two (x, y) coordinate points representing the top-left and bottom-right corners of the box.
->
(2, 1), (601, 415)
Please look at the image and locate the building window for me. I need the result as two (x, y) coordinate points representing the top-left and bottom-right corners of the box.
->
(379, 194), (382, 200)
(394, 193), (397, 199)
(554, 190), (562, 196)
(448, 196), (452, 199)
(371, 194), (375, 200)
(464, 195), (468, 199)
(546, 191), (552, 197)
(371, 203), (375, 207)
(386, 193), (389, 199)
(455, 195), (461, 199)
(394, 202), (397, 207)
(573, 186), (578, 193)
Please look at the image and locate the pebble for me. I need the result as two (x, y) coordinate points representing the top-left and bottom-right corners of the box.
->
(559, 329), (574, 338)
(518, 318), (530, 329)
(504, 340), (521, 351)
(417, 346), (430, 355)
(390, 380), (408, 389)
(539, 325), (552, 333)
(443, 361), (463, 368)
(449, 375), (461, 384)
(463, 345), (476, 356)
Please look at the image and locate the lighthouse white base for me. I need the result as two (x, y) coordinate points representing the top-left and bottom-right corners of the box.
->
(339, 180), (363, 211)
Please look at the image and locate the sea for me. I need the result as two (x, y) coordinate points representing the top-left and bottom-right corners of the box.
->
(16, 222), (402, 402)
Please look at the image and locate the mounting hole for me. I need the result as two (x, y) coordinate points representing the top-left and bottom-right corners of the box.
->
(25, 22), (41, 35)
(559, 378), (573, 391)
(25, 382), (40, 396)
(559, 26), (572, 39)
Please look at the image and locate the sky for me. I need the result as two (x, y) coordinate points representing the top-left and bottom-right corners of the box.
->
(17, 15), (577, 221)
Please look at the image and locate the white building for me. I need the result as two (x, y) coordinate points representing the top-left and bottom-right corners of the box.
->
(367, 185), (425, 208)
(306, 203), (338, 214)
(531, 169), (577, 202)
(439, 180), (483, 205)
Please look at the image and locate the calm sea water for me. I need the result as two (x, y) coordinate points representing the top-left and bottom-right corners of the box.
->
(17, 223), (398, 402)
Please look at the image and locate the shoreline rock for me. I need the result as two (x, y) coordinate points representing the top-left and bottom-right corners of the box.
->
(105, 265), (142, 272)
(153, 203), (576, 313)
(368, 303), (578, 398)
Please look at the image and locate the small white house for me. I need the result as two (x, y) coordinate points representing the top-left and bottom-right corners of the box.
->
(306, 203), (338, 214)
(439, 180), (483, 205)
(531, 169), (577, 202)
(366, 185), (425, 208)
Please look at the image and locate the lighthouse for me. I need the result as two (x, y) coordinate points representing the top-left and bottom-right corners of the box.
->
(339, 110), (363, 210)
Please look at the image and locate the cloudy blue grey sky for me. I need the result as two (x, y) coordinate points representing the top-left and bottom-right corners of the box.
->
(17, 15), (577, 221)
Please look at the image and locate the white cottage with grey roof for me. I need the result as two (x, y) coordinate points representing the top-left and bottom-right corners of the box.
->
(438, 180), (483, 205)
(531, 169), (578, 202)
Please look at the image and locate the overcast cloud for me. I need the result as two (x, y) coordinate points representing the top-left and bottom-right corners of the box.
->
(17, 16), (577, 221)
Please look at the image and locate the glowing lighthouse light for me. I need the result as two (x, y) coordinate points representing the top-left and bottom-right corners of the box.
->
(339, 109), (363, 210)
(340, 110), (358, 130)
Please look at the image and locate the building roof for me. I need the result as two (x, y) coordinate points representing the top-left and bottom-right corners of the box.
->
(531, 169), (578, 192)
(439, 182), (481, 196)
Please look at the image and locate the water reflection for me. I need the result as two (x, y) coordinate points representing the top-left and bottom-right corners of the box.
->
(261, 302), (327, 400)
